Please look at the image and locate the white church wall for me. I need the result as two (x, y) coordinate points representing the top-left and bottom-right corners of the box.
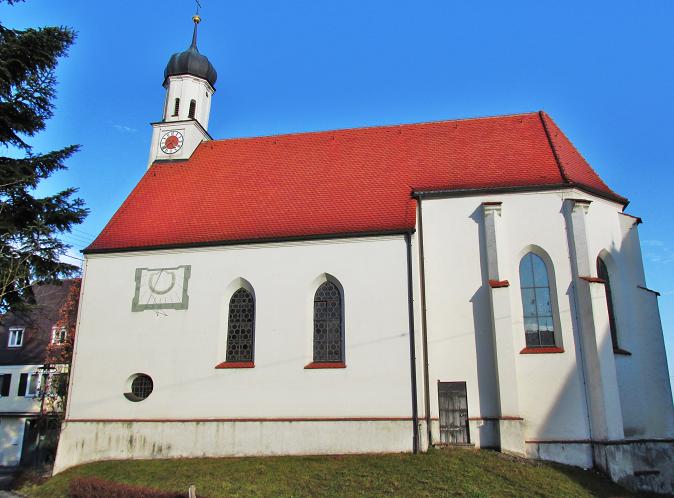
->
(420, 189), (608, 447)
(57, 235), (417, 472)
(585, 206), (674, 440)
(418, 194), (500, 448)
(420, 187), (673, 459)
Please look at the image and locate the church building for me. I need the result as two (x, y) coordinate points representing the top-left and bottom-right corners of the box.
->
(55, 15), (674, 492)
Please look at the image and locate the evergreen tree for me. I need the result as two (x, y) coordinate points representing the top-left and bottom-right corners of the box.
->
(0, 0), (87, 312)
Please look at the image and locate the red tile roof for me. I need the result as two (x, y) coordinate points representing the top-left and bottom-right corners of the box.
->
(86, 111), (626, 253)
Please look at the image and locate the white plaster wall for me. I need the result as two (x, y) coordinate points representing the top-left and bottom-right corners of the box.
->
(147, 121), (209, 167)
(0, 417), (25, 466)
(418, 195), (499, 445)
(67, 236), (414, 423)
(418, 188), (658, 446)
(585, 207), (674, 439)
(164, 75), (213, 127)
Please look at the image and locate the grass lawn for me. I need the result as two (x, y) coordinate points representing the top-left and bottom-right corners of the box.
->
(21, 448), (640, 498)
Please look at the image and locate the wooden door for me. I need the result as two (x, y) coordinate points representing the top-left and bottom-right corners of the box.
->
(438, 382), (469, 444)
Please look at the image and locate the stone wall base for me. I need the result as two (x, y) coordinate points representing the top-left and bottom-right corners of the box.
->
(53, 419), (414, 475)
(496, 419), (525, 457)
(527, 439), (674, 494)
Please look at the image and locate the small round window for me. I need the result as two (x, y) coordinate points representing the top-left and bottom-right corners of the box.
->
(124, 374), (153, 402)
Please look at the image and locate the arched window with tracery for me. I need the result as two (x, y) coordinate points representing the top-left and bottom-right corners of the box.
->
(597, 257), (619, 350)
(226, 288), (255, 362)
(519, 252), (556, 347)
(313, 280), (343, 362)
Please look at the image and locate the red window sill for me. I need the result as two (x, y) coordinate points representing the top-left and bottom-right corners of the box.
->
(613, 348), (632, 356)
(215, 361), (255, 369)
(304, 362), (346, 369)
(580, 276), (606, 284)
(520, 347), (564, 354)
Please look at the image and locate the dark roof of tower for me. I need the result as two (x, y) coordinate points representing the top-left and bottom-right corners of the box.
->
(163, 17), (217, 88)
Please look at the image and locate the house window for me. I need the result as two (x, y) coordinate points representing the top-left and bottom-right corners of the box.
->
(26, 373), (40, 397)
(8, 328), (24, 348)
(519, 252), (556, 347)
(0, 374), (11, 397)
(597, 257), (619, 350)
(17, 372), (42, 397)
(172, 98), (180, 117)
(313, 280), (343, 362)
(51, 326), (67, 345)
(188, 99), (196, 119)
(226, 288), (255, 362)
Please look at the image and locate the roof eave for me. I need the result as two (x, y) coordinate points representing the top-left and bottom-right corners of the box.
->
(83, 228), (416, 256)
(412, 183), (629, 207)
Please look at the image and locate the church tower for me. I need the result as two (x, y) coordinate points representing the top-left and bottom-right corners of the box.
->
(148, 14), (217, 167)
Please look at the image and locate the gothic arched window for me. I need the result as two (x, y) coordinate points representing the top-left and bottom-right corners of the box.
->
(188, 99), (196, 119)
(226, 288), (255, 362)
(597, 257), (619, 350)
(172, 98), (180, 117)
(313, 280), (343, 362)
(519, 252), (556, 347)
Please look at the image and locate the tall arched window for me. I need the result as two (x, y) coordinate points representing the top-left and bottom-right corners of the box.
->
(313, 281), (343, 362)
(172, 98), (180, 117)
(519, 252), (556, 347)
(226, 288), (255, 362)
(188, 99), (196, 119)
(597, 257), (619, 350)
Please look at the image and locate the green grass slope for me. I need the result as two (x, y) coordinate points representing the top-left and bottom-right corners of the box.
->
(22, 448), (639, 498)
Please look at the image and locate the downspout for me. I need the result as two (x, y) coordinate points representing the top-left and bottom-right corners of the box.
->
(405, 232), (420, 454)
(414, 196), (433, 447)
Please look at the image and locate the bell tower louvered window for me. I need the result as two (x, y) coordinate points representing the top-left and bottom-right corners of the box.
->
(188, 99), (196, 119)
(172, 98), (180, 117)
(226, 288), (255, 362)
(313, 281), (343, 362)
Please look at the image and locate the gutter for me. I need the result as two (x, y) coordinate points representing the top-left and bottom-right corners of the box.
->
(404, 232), (420, 453)
(84, 229), (413, 255)
(412, 183), (629, 207)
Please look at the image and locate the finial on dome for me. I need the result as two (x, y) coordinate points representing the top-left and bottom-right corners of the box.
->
(190, 18), (199, 49)
(190, 0), (201, 47)
(163, 1), (217, 88)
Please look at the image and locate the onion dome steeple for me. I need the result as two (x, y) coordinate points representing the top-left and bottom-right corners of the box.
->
(150, 13), (216, 168)
(163, 15), (217, 88)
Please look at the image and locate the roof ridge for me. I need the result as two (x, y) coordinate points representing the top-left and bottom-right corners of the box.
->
(538, 111), (570, 184)
(206, 111), (541, 145)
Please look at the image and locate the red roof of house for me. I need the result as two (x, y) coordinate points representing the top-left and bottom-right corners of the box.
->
(86, 111), (625, 253)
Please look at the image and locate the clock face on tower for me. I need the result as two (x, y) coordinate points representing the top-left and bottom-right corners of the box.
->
(160, 131), (184, 154)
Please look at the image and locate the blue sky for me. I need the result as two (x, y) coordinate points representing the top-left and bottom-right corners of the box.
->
(5, 1), (674, 384)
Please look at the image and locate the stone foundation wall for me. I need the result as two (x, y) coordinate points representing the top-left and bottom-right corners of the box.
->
(53, 419), (414, 474)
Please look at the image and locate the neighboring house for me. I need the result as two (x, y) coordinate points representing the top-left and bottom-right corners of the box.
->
(0, 280), (78, 467)
(55, 15), (674, 494)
